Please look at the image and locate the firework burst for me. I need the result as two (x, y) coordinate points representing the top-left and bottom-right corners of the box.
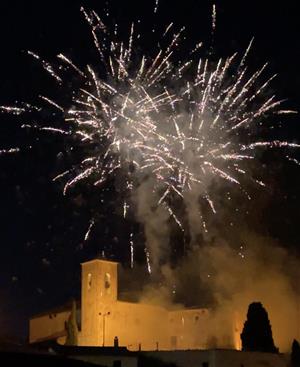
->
(1, 4), (298, 270)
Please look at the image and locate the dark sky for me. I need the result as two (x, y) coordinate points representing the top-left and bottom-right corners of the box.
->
(0, 0), (300, 341)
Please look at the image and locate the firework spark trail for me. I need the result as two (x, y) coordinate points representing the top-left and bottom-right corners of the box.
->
(154, 0), (159, 14)
(287, 156), (300, 166)
(145, 247), (152, 274)
(130, 232), (134, 269)
(0, 106), (26, 115)
(1, 5), (298, 270)
(57, 53), (85, 77)
(28, 51), (62, 83)
(0, 148), (20, 155)
(84, 218), (95, 241)
(53, 170), (70, 182)
(39, 96), (64, 112)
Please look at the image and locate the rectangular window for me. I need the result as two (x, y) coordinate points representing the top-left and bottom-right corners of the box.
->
(87, 273), (92, 290)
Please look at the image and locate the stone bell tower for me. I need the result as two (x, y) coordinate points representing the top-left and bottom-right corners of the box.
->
(80, 258), (118, 346)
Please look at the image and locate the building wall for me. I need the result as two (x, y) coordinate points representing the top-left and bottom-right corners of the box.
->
(79, 260), (213, 351)
(29, 259), (234, 351)
(29, 310), (70, 343)
(168, 309), (211, 350)
(144, 349), (289, 367)
(71, 354), (138, 367)
(100, 301), (170, 350)
(81, 301), (212, 351)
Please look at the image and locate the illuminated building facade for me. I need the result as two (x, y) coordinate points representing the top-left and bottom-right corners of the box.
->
(30, 259), (239, 350)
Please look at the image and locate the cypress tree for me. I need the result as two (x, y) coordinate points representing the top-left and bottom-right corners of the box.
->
(291, 339), (300, 367)
(65, 299), (78, 346)
(241, 302), (278, 353)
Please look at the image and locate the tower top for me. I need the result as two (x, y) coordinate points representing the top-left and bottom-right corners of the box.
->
(81, 258), (119, 266)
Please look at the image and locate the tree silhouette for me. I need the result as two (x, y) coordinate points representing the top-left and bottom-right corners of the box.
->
(241, 302), (278, 353)
(65, 299), (78, 346)
(291, 339), (300, 367)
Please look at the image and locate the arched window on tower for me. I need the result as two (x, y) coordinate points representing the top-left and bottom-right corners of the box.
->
(87, 273), (92, 290)
(104, 272), (111, 294)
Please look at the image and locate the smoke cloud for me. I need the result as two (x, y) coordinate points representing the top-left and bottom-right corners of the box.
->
(122, 223), (300, 352)
(134, 178), (170, 273)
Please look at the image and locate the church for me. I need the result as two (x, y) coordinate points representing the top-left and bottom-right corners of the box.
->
(29, 258), (241, 350)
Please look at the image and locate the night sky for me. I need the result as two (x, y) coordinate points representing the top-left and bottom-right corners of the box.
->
(0, 0), (300, 342)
